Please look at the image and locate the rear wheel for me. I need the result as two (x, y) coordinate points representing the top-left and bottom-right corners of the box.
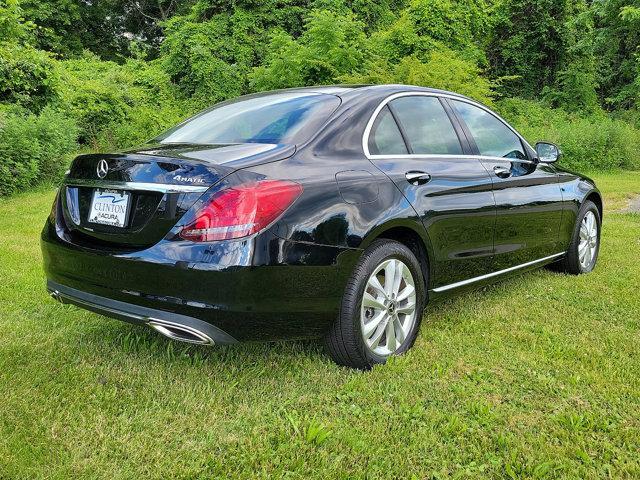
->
(325, 239), (425, 369)
(552, 200), (601, 274)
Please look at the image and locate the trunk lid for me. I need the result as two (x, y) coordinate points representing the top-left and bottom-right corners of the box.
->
(60, 143), (295, 249)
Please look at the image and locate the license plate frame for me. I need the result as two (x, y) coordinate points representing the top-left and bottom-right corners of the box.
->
(87, 189), (131, 228)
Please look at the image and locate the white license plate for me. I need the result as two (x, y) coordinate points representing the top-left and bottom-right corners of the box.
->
(88, 189), (131, 228)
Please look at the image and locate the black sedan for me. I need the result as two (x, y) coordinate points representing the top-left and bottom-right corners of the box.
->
(42, 85), (602, 369)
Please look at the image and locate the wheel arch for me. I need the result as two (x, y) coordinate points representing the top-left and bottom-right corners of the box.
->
(360, 223), (433, 296)
(585, 189), (603, 221)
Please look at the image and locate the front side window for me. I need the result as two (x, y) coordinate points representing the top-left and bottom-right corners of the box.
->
(368, 106), (408, 155)
(451, 100), (527, 159)
(389, 96), (463, 155)
(155, 92), (341, 145)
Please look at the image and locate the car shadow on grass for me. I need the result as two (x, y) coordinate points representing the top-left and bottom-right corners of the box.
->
(80, 317), (330, 368)
(72, 266), (560, 369)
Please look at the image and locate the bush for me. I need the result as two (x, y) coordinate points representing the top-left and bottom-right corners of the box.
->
(162, 14), (250, 105)
(56, 55), (188, 149)
(399, 51), (494, 104)
(0, 0), (35, 43)
(250, 10), (370, 91)
(0, 106), (77, 196)
(162, 8), (282, 105)
(497, 98), (640, 171)
(0, 43), (57, 112)
(252, 9), (494, 105)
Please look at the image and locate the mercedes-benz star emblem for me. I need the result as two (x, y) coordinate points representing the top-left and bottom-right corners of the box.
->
(96, 159), (109, 179)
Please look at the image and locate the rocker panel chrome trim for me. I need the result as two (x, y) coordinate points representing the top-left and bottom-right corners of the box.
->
(431, 252), (565, 293)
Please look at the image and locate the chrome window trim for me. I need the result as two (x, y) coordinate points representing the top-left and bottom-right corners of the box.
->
(366, 153), (536, 165)
(362, 91), (535, 161)
(431, 252), (564, 293)
(63, 179), (209, 193)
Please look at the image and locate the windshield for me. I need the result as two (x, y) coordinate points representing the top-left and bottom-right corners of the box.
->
(155, 92), (341, 145)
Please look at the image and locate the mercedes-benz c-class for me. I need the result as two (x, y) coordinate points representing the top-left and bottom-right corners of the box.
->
(42, 85), (602, 369)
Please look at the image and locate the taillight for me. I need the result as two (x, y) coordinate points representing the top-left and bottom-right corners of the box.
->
(179, 180), (303, 242)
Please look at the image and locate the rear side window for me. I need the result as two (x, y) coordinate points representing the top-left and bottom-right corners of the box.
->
(368, 106), (408, 155)
(451, 100), (527, 159)
(389, 96), (463, 155)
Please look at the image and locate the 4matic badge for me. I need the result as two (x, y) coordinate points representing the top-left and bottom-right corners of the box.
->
(173, 175), (206, 184)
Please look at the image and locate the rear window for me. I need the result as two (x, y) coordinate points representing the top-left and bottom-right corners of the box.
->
(155, 92), (341, 145)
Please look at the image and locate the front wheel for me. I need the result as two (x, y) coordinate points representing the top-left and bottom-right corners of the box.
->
(325, 239), (425, 369)
(553, 200), (601, 274)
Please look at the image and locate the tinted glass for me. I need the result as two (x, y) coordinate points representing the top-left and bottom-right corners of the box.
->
(155, 93), (340, 145)
(368, 106), (408, 155)
(452, 100), (527, 159)
(389, 96), (462, 155)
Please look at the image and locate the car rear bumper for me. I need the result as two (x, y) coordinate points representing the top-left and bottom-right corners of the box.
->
(41, 220), (361, 342)
(47, 279), (239, 344)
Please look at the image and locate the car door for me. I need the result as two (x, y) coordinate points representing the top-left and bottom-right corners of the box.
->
(447, 98), (564, 271)
(366, 94), (496, 289)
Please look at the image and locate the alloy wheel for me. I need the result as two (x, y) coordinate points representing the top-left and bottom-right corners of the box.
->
(360, 258), (417, 356)
(578, 211), (598, 269)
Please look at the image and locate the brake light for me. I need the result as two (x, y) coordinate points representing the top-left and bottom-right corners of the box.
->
(179, 180), (303, 242)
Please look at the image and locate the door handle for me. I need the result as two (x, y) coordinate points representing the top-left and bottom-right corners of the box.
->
(405, 171), (431, 185)
(493, 166), (512, 178)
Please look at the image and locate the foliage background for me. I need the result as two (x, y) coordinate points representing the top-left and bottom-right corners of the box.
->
(1, 0), (640, 195)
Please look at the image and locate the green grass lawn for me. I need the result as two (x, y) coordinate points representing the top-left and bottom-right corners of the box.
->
(1, 172), (639, 479)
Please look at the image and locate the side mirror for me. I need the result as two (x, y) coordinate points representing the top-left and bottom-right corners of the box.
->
(535, 142), (561, 163)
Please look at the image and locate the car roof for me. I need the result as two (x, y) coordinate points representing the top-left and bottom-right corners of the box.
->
(279, 84), (474, 101)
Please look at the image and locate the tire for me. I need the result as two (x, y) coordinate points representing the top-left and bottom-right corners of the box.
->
(325, 239), (426, 369)
(552, 200), (601, 275)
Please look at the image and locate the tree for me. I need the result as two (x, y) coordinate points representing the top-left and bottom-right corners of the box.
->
(251, 8), (495, 104)
(250, 10), (370, 91)
(543, 1), (599, 112)
(487, 0), (574, 98)
(0, 0), (57, 111)
(592, 0), (640, 109)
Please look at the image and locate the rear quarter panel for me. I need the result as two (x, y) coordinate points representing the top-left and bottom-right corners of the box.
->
(246, 151), (422, 252)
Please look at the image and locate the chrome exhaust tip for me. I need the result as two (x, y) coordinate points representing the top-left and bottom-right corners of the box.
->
(147, 318), (215, 346)
(50, 290), (62, 302)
